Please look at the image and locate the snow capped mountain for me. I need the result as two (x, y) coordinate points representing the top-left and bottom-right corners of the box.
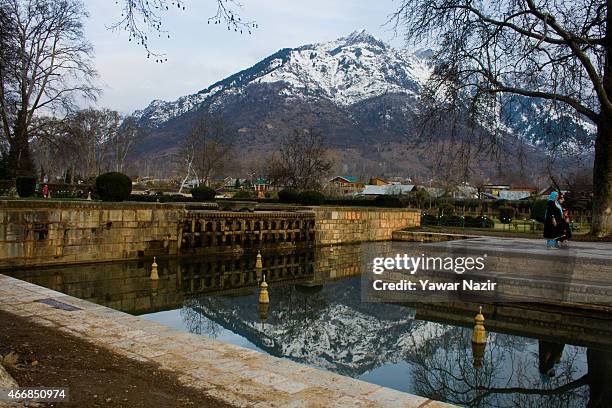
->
(257, 30), (430, 106)
(128, 30), (593, 176)
(132, 30), (431, 128)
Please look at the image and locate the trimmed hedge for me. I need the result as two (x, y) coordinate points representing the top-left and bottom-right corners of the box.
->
(422, 213), (494, 228)
(96, 172), (132, 202)
(233, 190), (254, 199)
(16, 176), (36, 198)
(298, 190), (326, 205)
(530, 200), (547, 222)
(278, 189), (300, 203)
(191, 186), (216, 201)
(498, 206), (516, 224)
(374, 194), (402, 207)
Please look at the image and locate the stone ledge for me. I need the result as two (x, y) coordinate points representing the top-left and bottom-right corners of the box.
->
(0, 274), (455, 408)
(312, 206), (420, 212)
(0, 200), (190, 210)
(392, 230), (479, 242)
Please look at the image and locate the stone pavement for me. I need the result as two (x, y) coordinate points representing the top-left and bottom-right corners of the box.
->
(0, 274), (454, 408)
(426, 236), (612, 261)
(368, 236), (612, 309)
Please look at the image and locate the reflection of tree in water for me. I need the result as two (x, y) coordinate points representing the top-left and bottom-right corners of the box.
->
(267, 283), (329, 335)
(407, 327), (589, 407)
(180, 302), (222, 338)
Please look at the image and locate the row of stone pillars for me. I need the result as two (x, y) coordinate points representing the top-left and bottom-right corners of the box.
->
(176, 250), (316, 294)
(180, 214), (316, 251)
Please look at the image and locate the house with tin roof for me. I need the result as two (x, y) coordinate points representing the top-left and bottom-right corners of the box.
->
(328, 176), (364, 195)
(359, 184), (416, 196)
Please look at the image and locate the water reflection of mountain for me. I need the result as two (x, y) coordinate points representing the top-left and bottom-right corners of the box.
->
(182, 277), (445, 377)
(182, 280), (604, 407)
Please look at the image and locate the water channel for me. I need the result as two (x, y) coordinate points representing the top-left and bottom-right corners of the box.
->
(6, 242), (611, 407)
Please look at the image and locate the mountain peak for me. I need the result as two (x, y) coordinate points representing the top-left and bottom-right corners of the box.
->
(414, 48), (435, 60)
(342, 30), (387, 49)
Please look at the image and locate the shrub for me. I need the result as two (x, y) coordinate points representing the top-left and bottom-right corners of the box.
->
(16, 176), (36, 198)
(498, 206), (516, 224)
(95, 172), (132, 202)
(233, 190), (253, 199)
(298, 190), (326, 205)
(438, 202), (455, 216)
(475, 216), (494, 228)
(421, 214), (438, 226)
(191, 185), (216, 201)
(530, 200), (547, 222)
(278, 189), (300, 203)
(374, 194), (402, 207)
(464, 215), (479, 228)
(442, 215), (463, 227)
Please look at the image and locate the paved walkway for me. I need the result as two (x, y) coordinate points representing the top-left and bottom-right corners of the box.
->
(427, 236), (612, 261)
(370, 236), (612, 309)
(0, 274), (453, 408)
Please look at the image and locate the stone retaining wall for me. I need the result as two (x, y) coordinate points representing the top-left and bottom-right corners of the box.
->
(313, 207), (420, 245)
(0, 200), (185, 269)
(0, 201), (421, 268)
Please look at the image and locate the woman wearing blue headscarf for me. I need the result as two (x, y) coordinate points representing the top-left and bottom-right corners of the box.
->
(543, 191), (564, 248)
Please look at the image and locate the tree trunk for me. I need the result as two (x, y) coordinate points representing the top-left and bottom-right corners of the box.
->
(7, 115), (34, 178)
(592, 7), (612, 238)
(591, 117), (612, 237)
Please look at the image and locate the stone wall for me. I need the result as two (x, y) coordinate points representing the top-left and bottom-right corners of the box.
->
(313, 207), (420, 245)
(0, 200), (185, 269)
(0, 201), (420, 268)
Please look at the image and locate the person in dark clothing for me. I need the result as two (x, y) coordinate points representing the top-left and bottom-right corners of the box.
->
(538, 340), (565, 381)
(557, 195), (572, 247)
(543, 191), (564, 248)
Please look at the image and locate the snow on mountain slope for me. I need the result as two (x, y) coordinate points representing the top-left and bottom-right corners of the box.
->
(256, 30), (430, 106)
(131, 30), (595, 159)
(132, 30), (432, 127)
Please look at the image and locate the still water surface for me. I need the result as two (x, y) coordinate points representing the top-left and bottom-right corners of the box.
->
(6, 243), (610, 407)
(143, 276), (593, 407)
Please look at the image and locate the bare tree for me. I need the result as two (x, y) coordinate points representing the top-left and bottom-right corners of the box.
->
(29, 116), (69, 181)
(178, 117), (234, 191)
(108, 116), (139, 173)
(61, 108), (122, 179)
(0, 0), (99, 178)
(389, 0), (611, 236)
(267, 128), (333, 190)
(111, 0), (257, 59)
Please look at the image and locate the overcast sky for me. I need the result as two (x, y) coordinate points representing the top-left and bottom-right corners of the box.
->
(85, 0), (409, 114)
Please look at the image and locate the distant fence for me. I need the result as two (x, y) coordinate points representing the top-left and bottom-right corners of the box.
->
(417, 198), (592, 224)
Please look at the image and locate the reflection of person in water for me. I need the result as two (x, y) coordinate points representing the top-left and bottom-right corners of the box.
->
(539, 340), (565, 381)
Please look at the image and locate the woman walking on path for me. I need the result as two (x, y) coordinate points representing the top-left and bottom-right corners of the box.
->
(543, 191), (564, 248)
(558, 195), (572, 247)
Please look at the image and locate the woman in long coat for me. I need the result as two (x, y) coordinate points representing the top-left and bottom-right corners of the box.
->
(543, 191), (564, 248)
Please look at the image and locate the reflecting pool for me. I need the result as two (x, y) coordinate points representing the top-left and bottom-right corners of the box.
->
(5, 242), (611, 407)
